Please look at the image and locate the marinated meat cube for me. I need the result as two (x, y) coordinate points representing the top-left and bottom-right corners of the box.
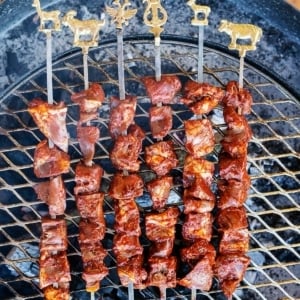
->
(182, 95), (220, 115)
(221, 131), (249, 157)
(219, 153), (248, 182)
(216, 207), (248, 230)
(40, 217), (67, 252)
(183, 197), (215, 214)
(79, 219), (106, 244)
(109, 95), (137, 139)
(113, 233), (143, 265)
(80, 243), (108, 292)
(147, 256), (177, 288)
(145, 207), (179, 242)
(77, 126), (100, 166)
(182, 212), (213, 241)
(34, 175), (66, 217)
(28, 99), (69, 153)
(217, 179), (250, 210)
(110, 133), (142, 172)
(146, 176), (173, 210)
(149, 239), (174, 258)
(183, 155), (214, 187)
(39, 251), (71, 289)
(34, 140), (70, 178)
(178, 257), (213, 291)
(149, 105), (172, 139)
(180, 239), (216, 264)
(214, 253), (250, 299)
(145, 140), (178, 176)
(43, 283), (69, 300)
(223, 81), (252, 115)
(117, 255), (147, 288)
(109, 173), (143, 200)
(184, 176), (215, 202)
(71, 83), (105, 124)
(219, 228), (249, 254)
(128, 124), (145, 153)
(114, 198), (141, 235)
(74, 162), (103, 195)
(142, 75), (182, 105)
(184, 119), (215, 158)
(76, 192), (105, 222)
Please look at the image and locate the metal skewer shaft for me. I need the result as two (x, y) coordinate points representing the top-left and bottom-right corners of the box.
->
(197, 25), (204, 83)
(117, 28), (126, 100)
(191, 287), (197, 300)
(83, 50), (89, 91)
(91, 291), (95, 300)
(160, 286), (166, 300)
(155, 44), (162, 82)
(239, 55), (245, 89)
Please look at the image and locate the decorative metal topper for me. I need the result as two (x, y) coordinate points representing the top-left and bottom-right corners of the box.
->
(143, 0), (168, 46)
(187, 0), (211, 26)
(106, 0), (137, 29)
(218, 20), (263, 57)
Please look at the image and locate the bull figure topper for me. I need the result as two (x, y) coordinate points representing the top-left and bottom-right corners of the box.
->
(187, 0), (211, 26)
(218, 20), (262, 57)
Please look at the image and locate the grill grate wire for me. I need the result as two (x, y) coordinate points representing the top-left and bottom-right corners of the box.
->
(0, 39), (299, 300)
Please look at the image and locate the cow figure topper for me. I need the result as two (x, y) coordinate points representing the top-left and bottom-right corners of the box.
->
(218, 20), (262, 57)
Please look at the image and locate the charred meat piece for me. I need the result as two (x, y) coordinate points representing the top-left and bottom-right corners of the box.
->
(110, 133), (142, 172)
(149, 239), (174, 258)
(39, 251), (71, 289)
(40, 217), (67, 252)
(76, 192), (105, 222)
(34, 175), (66, 217)
(28, 99), (69, 153)
(223, 81), (252, 115)
(182, 212), (213, 241)
(145, 141), (178, 176)
(43, 283), (69, 300)
(214, 253), (250, 299)
(217, 179), (250, 210)
(184, 176), (215, 202)
(219, 228), (249, 254)
(77, 126), (100, 166)
(181, 81), (225, 115)
(147, 256), (177, 288)
(80, 242), (108, 292)
(128, 124), (145, 153)
(183, 155), (214, 187)
(34, 140), (70, 178)
(109, 173), (144, 200)
(217, 207), (248, 231)
(114, 198), (141, 236)
(145, 207), (179, 242)
(184, 119), (215, 158)
(221, 131), (249, 157)
(109, 95), (137, 139)
(178, 257), (214, 291)
(74, 162), (103, 195)
(71, 83), (105, 124)
(142, 75), (182, 105)
(79, 219), (106, 244)
(113, 233), (143, 265)
(146, 176), (173, 210)
(183, 198), (215, 214)
(149, 105), (172, 139)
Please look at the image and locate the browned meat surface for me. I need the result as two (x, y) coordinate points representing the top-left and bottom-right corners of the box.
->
(216, 207), (248, 230)
(221, 131), (249, 157)
(34, 175), (66, 217)
(222, 81), (252, 115)
(79, 219), (106, 244)
(146, 176), (173, 210)
(183, 198), (215, 214)
(74, 162), (103, 195)
(182, 212), (213, 241)
(39, 251), (71, 289)
(109, 95), (137, 138)
(149, 239), (174, 258)
(142, 75), (182, 105)
(145, 207), (179, 242)
(149, 105), (172, 139)
(114, 198), (141, 236)
(71, 83), (105, 124)
(76, 192), (105, 222)
(110, 133), (142, 172)
(40, 217), (67, 252)
(34, 140), (70, 178)
(184, 176), (215, 202)
(43, 283), (69, 300)
(145, 141), (178, 176)
(109, 173), (144, 200)
(184, 119), (215, 158)
(214, 253), (250, 299)
(147, 256), (177, 288)
(183, 155), (214, 187)
(77, 126), (100, 166)
(219, 229), (249, 254)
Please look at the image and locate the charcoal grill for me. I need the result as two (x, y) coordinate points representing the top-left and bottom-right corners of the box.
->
(0, 39), (299, 300)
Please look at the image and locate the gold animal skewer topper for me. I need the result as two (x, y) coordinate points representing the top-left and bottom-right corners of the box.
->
(143, 0), (168, 46)
(106, 0), (137, 29)
(218, 20), (263, 57)
(187, 0), (211, 26)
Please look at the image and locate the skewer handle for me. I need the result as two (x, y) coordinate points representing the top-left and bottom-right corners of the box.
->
(128, 281), (134, 300)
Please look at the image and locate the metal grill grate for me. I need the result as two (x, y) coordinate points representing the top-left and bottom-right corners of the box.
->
(0, 39), (299, 300)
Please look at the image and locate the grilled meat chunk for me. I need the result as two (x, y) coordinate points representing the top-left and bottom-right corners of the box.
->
(149, 239), (174, 258)
(79, 219), (106, 244)
(149, 105), (173, 139)
(216, 207), (248, 231)
(43, 283), (69, 300)
(219, 228), (249, 254)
